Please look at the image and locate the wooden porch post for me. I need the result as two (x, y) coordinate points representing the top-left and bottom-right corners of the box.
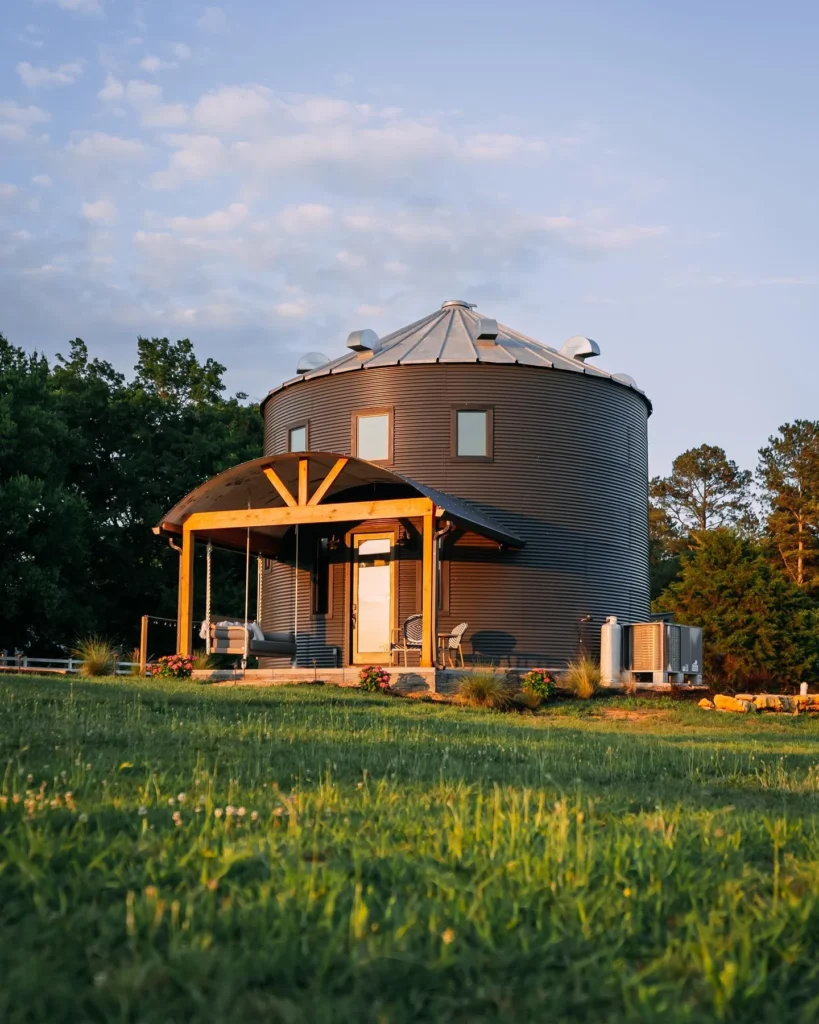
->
(139, 614), (148, 676)
(421, 511), (437, 667)
(177, 524), (195, 655)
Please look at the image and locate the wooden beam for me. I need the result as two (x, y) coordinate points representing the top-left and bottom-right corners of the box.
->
(139, 614), (148, 676)
(198, 528), (280, 559)
(263, 466), (297, 507)
(307, 456), (349, 506)
(421, 511), (436, 667)
(298, 457), (309, 505)
(153, 520), (182, 536)
(185, 497), (433, 532)
(177, 525), (195, 656)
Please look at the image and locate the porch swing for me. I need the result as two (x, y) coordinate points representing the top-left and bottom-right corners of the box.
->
(201, 524), (296, 666)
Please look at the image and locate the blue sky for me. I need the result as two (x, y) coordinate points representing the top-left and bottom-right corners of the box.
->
(1, 0), (817, 475)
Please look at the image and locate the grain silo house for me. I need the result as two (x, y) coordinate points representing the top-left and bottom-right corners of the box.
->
(155, 300), (651, 678)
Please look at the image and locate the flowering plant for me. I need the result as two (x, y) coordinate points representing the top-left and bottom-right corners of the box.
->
(520, 668), (557, 700)
(151, 654), (194, 679)
(359, 666), (391, 692)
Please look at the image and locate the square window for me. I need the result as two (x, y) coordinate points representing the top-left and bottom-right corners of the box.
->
(288, 424), (307, 452)
(355, 411), (391, 461)
(456, 409), (489, 457)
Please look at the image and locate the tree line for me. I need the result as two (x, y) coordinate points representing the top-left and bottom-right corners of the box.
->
(651, 433), (819, 687)
(1, 333), (262, 657)
(3, 328), (818, 688)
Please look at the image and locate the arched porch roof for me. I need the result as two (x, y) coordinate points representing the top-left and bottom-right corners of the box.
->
(154, 451), (523, 550)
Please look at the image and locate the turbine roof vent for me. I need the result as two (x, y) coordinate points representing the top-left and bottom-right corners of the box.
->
(559, 335), (601, 362)
(346, 328), (380, 353)
(296, 351), (331, 375)
(476, 317), (499, 341)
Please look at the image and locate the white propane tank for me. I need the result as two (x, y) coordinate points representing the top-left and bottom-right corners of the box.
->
(800, 681), (808, 696)
(600, 616), (622, 687)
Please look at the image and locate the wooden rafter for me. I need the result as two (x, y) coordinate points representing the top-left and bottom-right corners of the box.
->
(298, 458), (309, 505)
(263, 466), (297, 507)
(308, 457), (349, 506)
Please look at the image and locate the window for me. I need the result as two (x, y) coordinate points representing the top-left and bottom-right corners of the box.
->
(288, 424), (307, 452)
(353, 408), (392, 462)
(452, 407), (493, 459)
(312, 537), (332, 616)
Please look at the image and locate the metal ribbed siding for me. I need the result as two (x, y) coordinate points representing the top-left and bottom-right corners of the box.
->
(262, 363), (649, 666)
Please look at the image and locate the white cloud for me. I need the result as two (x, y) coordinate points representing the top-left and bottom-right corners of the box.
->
(0, 99), (50, 126)
(149, 134), (227, 189)
(193, 85), (272, 133)
(0, 184), (19, 198)
(32, 174), (53, 187)
(45, 0), (102, 12)
(167, 202), (248, 233)
(126, 80), (163, 105)
(65, 131), (149, 162)
(274, 300), (310, 318)
(0, 99), (50, 141)
(140, 56), (178, 73)
(98, 74), (124, 101)
(464, 132), (548, 160)
(279, 203), (333, 233)
(17, 61), (84, 88)
(141, 104), (188, 128)
(171, 43), (191, 61)
(81, 198), (118, 225)
(197, 6), (226, 33)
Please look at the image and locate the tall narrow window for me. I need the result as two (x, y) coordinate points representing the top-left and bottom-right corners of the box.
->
(312, 537), (332, 616)
(453, 407), (493, 459)
(288, 424), (307, 452)
(353, 409), (392, 462)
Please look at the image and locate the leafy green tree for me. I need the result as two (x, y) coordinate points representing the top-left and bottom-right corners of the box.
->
(649, 504), (681, 600)
(1, 331), (264, 654)
(651, 444), (755, 535)
(657, 528), (818, 689)
(757, 420), (819, 588)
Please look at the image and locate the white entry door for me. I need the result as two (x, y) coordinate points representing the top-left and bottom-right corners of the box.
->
(353, 534), (394, 663)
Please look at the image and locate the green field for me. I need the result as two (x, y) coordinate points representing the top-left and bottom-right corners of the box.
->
(2, 677), (819, 1023)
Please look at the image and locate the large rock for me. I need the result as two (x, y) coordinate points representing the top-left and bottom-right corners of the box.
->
(698, 698), (715, 709)
(714, 694), (756, 713)
(753, 694), (797, 712)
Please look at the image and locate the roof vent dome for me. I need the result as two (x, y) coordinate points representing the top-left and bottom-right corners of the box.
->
(612, 372), (639, 388)
(440, 299), (477, 309)
(560, 335), (601, 362)
(296, 351), (331, 374)
(346, 328), (380, 353)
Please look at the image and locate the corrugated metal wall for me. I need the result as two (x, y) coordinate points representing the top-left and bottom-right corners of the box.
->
(261, 363), (650, 667)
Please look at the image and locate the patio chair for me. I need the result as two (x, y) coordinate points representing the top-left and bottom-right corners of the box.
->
(390, 613), (424, 667)
(441, 622), (468, 667)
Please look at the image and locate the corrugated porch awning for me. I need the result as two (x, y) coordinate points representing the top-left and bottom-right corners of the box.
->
(154, 452), (524, 550)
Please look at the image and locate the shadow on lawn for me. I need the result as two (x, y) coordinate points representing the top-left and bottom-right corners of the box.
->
(6, 677), (819, 819)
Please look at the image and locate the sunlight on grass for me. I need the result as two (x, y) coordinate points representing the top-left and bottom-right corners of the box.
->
(2, 676), (819, 1022)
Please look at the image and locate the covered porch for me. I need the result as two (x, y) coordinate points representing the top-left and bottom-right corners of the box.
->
(154, 452), (523, 669)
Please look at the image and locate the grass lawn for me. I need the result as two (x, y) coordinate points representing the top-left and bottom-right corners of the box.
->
(2, 677), (819, 1023)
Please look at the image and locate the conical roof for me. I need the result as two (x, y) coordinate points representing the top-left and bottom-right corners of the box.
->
(267, 299), (648, 407)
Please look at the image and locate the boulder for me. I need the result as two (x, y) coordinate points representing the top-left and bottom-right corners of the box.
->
(698, 698), (715, 709)
(714, 694), (756, 713)
(754, 694), (796, 712)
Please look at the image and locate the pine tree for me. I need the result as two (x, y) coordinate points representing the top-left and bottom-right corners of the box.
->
(757, 420), (819, 588)
(650, 444), (754, 535)
(658, 528), (818, 689)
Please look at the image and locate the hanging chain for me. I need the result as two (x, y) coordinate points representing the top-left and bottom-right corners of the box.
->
(205, 540), (213, 655)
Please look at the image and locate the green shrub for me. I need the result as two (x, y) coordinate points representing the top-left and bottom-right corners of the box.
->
(562, 656), (601, 699)
(359, 666), (391, 692)
(457, 671), (513, 709)
(73, 635), (119, 677)
(520, 668), (557, 701)
(192, 649), (216, 672)
(512, 690), (542, 710)
(150, 655), (194, 680)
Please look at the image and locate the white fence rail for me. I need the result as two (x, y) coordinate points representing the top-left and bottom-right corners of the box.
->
(0, 653), (140, 675)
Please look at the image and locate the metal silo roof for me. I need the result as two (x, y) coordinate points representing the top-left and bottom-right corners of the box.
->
(268, 299), (650, 409)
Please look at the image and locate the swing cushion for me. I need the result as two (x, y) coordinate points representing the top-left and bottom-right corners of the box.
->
(209, 625), (296, 658)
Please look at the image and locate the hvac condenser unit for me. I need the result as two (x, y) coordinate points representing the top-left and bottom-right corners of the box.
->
(625, 622), (702, 685)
